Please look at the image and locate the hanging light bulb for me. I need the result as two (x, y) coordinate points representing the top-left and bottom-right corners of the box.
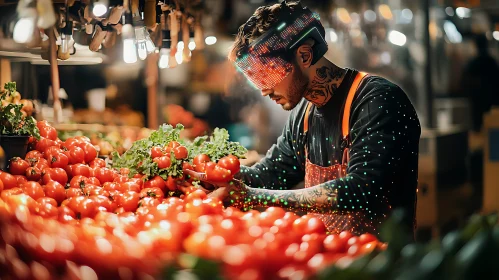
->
(92, 0), (108, 17)
(135, 26), (155, 60)
(13, 0), (37, 44)
(158, 48), (170, 69)
(145, 29), (155, 53)
(60, 20), (73, 55)
(122, 12), (137, 64)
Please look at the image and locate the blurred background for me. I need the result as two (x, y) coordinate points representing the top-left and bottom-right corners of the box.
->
(1, 0), (499, 241)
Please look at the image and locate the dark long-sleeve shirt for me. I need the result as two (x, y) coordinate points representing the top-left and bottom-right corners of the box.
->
(238, 69), (421, 230)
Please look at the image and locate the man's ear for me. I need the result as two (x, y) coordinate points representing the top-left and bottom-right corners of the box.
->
(295, 44), (314, 68)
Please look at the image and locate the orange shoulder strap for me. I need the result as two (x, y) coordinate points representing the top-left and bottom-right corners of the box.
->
(342, 71), (367, 139)
(303, 101), (313, 133)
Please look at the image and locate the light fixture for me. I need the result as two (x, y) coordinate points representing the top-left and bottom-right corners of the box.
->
(92, 0), (108, 17)
(455, 7), (471, 19)
(60, 20), (74, 55)
(443, 21), (462, 43)
(445, 7), (455, 17)
(135, 26), (155, 60)
(122, 11), (137, 64)
(159, 48), (170, 69)
(493, 31), (499, 41)
(159, 30), (176, 69)
(13, 0), (37, 44)
(205, 36), (217, 45)
(388, 30), (407, 46)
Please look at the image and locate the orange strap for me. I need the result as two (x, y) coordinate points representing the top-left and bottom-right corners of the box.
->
(342, 71), (367, 139)
(303, 71), (368, 137)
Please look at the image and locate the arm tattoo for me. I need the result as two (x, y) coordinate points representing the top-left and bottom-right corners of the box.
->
(304, 66), (346, 107)
(240, 183), (338, 214)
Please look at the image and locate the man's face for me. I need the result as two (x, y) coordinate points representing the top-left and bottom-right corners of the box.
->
(261, 63), (309, 111)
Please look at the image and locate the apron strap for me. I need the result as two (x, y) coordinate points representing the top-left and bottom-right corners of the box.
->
(342, 71), (368, 139)
(303, 102), (313, 133)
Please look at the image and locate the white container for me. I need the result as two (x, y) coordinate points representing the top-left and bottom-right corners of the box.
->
(86, 89), (106, 112)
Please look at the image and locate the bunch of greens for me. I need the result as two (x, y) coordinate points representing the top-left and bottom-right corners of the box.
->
(0, 82), (40, 138)
(112, 124), (247, 180)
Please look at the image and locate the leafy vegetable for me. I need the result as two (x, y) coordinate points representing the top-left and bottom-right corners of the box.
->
(112, 124), (247, 180)
(0, 82), (40, 139)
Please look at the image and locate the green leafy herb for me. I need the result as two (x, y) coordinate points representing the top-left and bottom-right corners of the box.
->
(0, 82), (40, 139)
(188, 128), (247, 162)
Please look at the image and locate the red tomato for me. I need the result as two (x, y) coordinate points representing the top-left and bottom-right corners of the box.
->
(9, 157), (30, 175)
(182, 162), (193, 171)
(347, 236), (360, 247)
(66, 188), (84, 198)
(25, 150), (43, 164)
(119, 181), (141, 193)
(139, 197), (160, 208)
(113, 175), (128, 184)
(37, 197), (57, 207)
(140, 187), (165, 199)
(151, 147), (165, 159)
(217, 155), (240, 175)
(39, 126), (57, 140)
(14, 175), (28, 186)
(339, 231), (354, 243)
(205, 162), (232, 183)
(103, 182), (120, 192)
(35, 138), (58, 153)
(25, 167), (42, 181)
(44, 146), (63, 159)
(42, 168), (68, 186)
(58, 206), (76, 223)
(49, 153), (69, 169)
(119, 191), (140, 212)
(1, 187), (23, 200)
(89, 158), (106, 168)
(36, 200), (59, 218)
(324, 234), (347, 253)
(70, 163), (93, 177)
(82, 143), (97, 163)
(358, 233), (377, 245)
(44, 181), (66, 205)
(165, 176), (177, 191)
(75, 197), (98, 219)
(70, 175), (89, 189)
(0, 171), (18, 190)
(87, 177), (100, 186)
(61, 137), (83, 151)
(359, 241), (378, 255)
(21, 181), (45, 200)
(153, 156), (171, 169)
(0, 180), (3, 192)
(173, 146), (188, 159)
(33, 158), (50, 171)
(37, 120), (50, 129)
(94, 167), (116, 183)
(68, 146), (85, 164)
(143, 176), (166, 192)
(193, 154), (210, 172)
(165, 141), (181, 153)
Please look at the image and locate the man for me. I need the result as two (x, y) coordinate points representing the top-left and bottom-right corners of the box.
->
(192, 1), (421, 235)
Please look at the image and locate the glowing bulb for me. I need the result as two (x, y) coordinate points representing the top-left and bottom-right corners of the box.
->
(158, 48), (170, 69)
(388, 30), (406, 46)
(188, 41), (196, 50)
(93, 4), (107, 17)
(60, 33), (73, 54)
(456, 7), (471, 19)
(177, 41), (184, 50)
(123, 39), (137, 63)
(13, 17), (35, 44)
(137, 42), (147, 60)
(145, 37), (155, 53)
(364, 10), (376, 22)
(205, 36), (217, 45)
(493, 31), (499, 41)
(175, 51), (183, 64)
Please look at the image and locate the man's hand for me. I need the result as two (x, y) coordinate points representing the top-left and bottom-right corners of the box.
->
(183, 170), (248, 205)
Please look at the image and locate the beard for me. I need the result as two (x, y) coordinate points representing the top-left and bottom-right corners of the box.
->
(281, 66), (309, 111)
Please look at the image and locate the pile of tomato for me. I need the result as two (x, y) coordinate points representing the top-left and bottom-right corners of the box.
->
(0, 121), (386, 280)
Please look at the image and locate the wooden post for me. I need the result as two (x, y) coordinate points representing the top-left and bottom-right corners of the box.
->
(48, 29), (62, 124)
(145, 52), (159, 129)
(0, 59), (11, 89)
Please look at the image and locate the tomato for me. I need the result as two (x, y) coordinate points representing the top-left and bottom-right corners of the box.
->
(307, 253), (343, 273)
(205, 162), (232, 183)
(119, 168), (130, 176)
(90, 195), (114, 212)
(87, 177), (100, 186)
(0, 179), (3, 192)
(37, 197), (57, 207)
(119, 181), (141, 193)
(165, 176), (177, 191)
(324, 234), (347, 253)
(151, 146), (165, 159)
(25, 167), (41, 181)
(153, 156), (171, 169)
(338, 231), (353, 243)
(25, 150), (43, 163)
(119, 191), (140, 212)
(58, 206), (76, 223)
(113, 175), (128, 184)
(49, 153), (69, 169)
(70, 163), (93, 178)
(44, 181), (66, 205)
(89, 158), (106, 168)
(67, 146), (85, 164)
(66, 188), (84, 198)
(37, 120), (50, 129)
(70, 175), (89, 189)
(182, 162), (193, 171)
(347, 236), (360, 247)
(140, 187), (165, 199)
(74, 197), (98, 219)
(44, 146), (63, 159)
(139, 197), (160, 208)
(94, 167), (116, 183)
(103, 182), (120, 192)
(358, 233), (377, 245)
(143, 176), (166, 192)
(39, 125), (58, 140)
(35, 138), (58, 153)
(61, 137), (82, 151)
(9, 157), (30, 175)
(0, 171), (18, 190)
(33, 158), (50, 171)
(173, 146), (188, 159)
(217, 155), (240, 175)
(81, 143), (98, 163)
(43, 168), (68, 186)
(305, 217), (326, 234)
(1, 187), (23, 200)
(165, 141), (181, 153)
(359, 241), (378, 255)
(193, 154), (210, 172)
(21, 181), (45, 200)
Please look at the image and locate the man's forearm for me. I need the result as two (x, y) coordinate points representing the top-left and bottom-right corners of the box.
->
(239, 183), (338, 214)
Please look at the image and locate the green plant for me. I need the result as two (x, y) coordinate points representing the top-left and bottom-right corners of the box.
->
(0, 82), (40, 138)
